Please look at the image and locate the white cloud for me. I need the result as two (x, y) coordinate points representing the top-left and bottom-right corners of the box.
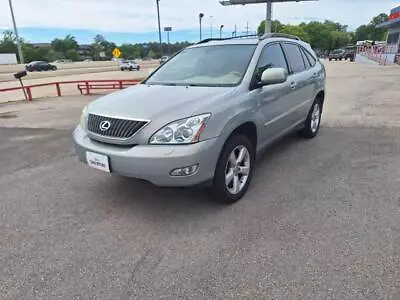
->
(0, 0), (397, 34)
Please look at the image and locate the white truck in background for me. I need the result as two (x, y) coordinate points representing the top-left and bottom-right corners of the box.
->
(0, 53), (18, 65)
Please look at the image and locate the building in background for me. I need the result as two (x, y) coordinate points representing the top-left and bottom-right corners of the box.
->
(0, 53), (18, 65)
(376, 5), (400, 64)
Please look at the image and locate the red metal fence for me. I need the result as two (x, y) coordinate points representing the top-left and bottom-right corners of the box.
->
(0, 79), (142, 101)
(356, 44), (400, 65)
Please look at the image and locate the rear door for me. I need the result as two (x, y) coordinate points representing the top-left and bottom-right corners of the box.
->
(281, 42), (314, 124)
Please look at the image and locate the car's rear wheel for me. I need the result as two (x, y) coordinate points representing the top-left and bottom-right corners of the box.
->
(212, 135), (254, 205)
(137, 66), (140, 71)
(300, 98), (322, 139)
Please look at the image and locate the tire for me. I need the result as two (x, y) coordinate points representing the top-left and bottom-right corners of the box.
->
(299, 98), (323, 139)
(129, 67), (133, 71)
(212, 135), (255, 205)
(121, 68), (124, 71)
(137, 66), (140, 71)
(329, 58), (332, 61)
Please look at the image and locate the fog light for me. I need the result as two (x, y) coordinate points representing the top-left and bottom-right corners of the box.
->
(170, 164), (199, 177)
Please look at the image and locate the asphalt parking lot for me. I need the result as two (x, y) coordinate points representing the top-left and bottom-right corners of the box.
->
(1, 61), (400, 299)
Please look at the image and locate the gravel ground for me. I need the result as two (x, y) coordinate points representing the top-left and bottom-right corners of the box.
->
(0, 61), (400, 299)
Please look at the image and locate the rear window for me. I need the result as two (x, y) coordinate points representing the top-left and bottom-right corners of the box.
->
(301, 48), (316, 68)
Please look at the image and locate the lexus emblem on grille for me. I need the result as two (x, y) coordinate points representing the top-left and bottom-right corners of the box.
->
(99, 120), (111, 131)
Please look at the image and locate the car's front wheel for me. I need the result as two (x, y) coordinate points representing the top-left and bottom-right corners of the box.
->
(212, 135), (254, 205)
(300, 98), (322, 139)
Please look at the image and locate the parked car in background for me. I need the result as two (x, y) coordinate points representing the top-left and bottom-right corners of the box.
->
(26, 61), (57, 72)
(343, 45), (356, 61)
(74, 34), (326, 204)
(120, 60), (141, 71)
(328, 49), (346, 61)
(160, 56), (170, 64)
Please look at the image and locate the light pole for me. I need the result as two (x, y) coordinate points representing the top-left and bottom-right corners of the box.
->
(220, 25), (224, 38)
(164, 27), (172, 55)
(156, 0), (163, 58)
(199, 13), (204, 41)
(8, 0), (24, 64)
(265, 2), (272, 34)
(219, 0), (317, 34)
(210, 16), (213, 38)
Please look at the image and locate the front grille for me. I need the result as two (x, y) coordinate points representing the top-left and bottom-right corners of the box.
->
(87, 114), (148, 139)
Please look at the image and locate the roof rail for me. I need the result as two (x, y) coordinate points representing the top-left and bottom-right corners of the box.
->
(261, 33), (301, 41)
(196, 34), (260, 44)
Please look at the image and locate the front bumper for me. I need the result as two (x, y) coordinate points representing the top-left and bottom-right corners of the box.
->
(73, 126), (221, 187)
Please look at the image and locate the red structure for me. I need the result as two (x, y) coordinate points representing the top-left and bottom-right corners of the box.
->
(0, 79), (142, 101)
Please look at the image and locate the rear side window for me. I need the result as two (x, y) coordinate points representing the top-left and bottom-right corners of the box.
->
(283, 43), (306, 73)
(256, 43), (288, 72)
(300, 50), (312, 69)
(302, 48), (317, 68)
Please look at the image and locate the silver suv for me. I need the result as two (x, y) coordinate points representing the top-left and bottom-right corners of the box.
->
(74, 34), (326, 204)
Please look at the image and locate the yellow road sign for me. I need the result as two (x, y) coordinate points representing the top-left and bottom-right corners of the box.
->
(112, 48), (121, 58)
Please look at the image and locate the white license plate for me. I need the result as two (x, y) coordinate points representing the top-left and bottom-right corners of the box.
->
(86, 151), (110, 173)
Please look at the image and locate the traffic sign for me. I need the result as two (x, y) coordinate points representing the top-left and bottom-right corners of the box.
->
(112, 48), (121, 58)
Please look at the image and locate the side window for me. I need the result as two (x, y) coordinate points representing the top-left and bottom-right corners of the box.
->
(302, 48), (317, 68)
(300, 49), (312, 69)
(283, 43), (306, 74)
(254, 43), (288, 82)
(256, 43), (288, 72)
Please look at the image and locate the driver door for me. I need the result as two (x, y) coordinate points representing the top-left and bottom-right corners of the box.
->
(248, 42), (295, 146)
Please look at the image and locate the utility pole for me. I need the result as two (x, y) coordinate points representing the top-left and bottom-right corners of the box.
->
(265, 1), (272, 34)
(156, 0), (163, 57)
(164, 27), (172, 55)
(210, 16), (213, 38)
(8, 0), (24, 64)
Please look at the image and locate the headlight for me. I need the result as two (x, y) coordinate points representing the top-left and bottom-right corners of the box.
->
(149, 113), (211, 145)
(80, 105), (89, 129)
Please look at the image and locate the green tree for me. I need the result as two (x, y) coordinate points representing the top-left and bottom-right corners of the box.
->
(147, 50), (156, 59)
(257, 20), (282, 35)
(21, 44), (49, 62)
(329, 31), (350, 49)
(51, 34), (78, 59)
(119, 44), (141, 59)
(66, 49), (79, 61)
(90, 35), (116, 60)
(280, 24), (310, 42)
(354, 13), (388, 42)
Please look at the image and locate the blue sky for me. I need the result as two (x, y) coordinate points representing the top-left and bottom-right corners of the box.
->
(0, 0), (398, 44)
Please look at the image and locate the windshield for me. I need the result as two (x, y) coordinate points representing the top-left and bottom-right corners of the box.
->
(146, 44), (256, 87)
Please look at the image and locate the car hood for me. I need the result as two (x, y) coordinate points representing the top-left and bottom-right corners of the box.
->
(88, 83), (235, 121)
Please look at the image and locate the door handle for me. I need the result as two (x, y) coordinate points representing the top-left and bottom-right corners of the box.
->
(290, 81), (297, 89)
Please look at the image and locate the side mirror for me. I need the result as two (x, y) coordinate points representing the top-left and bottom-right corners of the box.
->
(260, 68), (288, 86)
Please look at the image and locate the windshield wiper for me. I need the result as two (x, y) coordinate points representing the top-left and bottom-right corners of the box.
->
(160, 83), (177, 86)
(146, 82), (177, 86)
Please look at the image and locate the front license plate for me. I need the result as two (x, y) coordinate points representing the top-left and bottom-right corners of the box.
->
(86, 151), (110, 173)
